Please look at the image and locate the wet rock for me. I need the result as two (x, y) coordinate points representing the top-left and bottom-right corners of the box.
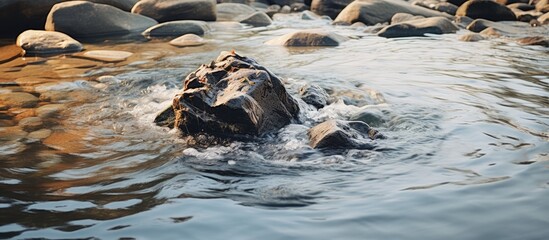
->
(280, 5), (292, 13)
(507, 3), (536, 11)
(334, 0), (450, 25)
(310, 0), (354, 19)
(301, 10), (324, 20)
(142, 21), (209, 38)
(43, 130), (87, 153)
(46, 1), (158, 38)
(378, 17), (458, 38)
(517, 36), (549, 46)
(391, 13), (425, 24)
(16, 30), (83, 56)
(240, 12), (273, 27)
(466, 19), (530, 36)
(36, 104), (65, 118)
(299, 84), (330, 109)
(513, 9), (542, 22)
(539, 12), (549, 24)
(413, 0), (458, 15)
(308, 119), (383, 149)
(154, 51), (300, 136)
(217, 3), (257, 21)
(0, 45), (23, 64)
(27, 129), (53, 140)
(0, 126), (28, 141)
(479, 27), (503, 37)
(454, 15), (475, 28)
(349, 109), (385, 127)
(536, 0), (549, 13)
(169, 34), (207, 47)
(265, 29), (348, 46)
(265, 5), (282, 17)
(18, 117), (43, 132)
(76, 50), (133, 62)
(0, 92), (39, 108)
(459, 32), (486, 41)
(455, 0), (516, 21)
(132, 0), (217, 22)
(86, 0), (140, 11)
(13, 109), (36, 122)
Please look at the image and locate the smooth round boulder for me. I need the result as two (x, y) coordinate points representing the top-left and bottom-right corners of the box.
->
(0, 92), (39, 108)
(131, 0), (217, 22)
(169, 34), (206, 47)
(18, 117), (43, 132)
(46, 1), (158, 38)
(334, 0), (449, 25)
(456, 0), (517, 21)
(36, 104), (65, 118)
(16, 30), (83, 55)
(378, 16), (458, 38)
(310, 0), (354, 19)
(27, 129), (53, 140)
(265, 30), (348, 46)
(240, 12), (273, 27)
(142, 21), (209, 38)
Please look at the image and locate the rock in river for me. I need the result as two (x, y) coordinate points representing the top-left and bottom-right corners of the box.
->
(132, 0), (217, 22)
(377, 17), (458, 38)
(240, 12), (273, 27)
(16, 30), (83, 55)
(310, 0), (355, 19)
(456, 0), (517, 21)
(169, 34), (206, 47)
(154, 51), (300, 136)
(142, 20), (210, 38)
(308, 119), (383, 149)
(299, 84), (330, 109)
(46, 1), (158, 38)
(265, 30), (348, 46)
(334, 0), (450, 25)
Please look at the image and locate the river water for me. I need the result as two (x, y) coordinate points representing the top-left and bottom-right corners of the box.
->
(1, 15), (548, 239)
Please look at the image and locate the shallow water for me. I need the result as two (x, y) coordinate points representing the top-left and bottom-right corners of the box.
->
(1, 15), (548, 239)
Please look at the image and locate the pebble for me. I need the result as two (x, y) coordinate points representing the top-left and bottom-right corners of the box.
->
(169, 34), (206, 47)
(18, 117), (43, 132)
(27, 129), (52, 140)
(36, 104), (65, 118)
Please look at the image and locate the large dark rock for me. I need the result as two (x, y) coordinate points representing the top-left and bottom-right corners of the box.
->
(45, 1), (157, 39)
(132, 0), (217, 22)
(310, 0), (354, 19)
(0, 0), (139, 37)
(154, 51), (300, 136)
(299, 84), (330, 109)
(265, 29), (348, 46)
(456, 0), (517, 21)
(308, 119), (383, 149)
(334, 0), (450, 25)
(378, 16), (458, 38)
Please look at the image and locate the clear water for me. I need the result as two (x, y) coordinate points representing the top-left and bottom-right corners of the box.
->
(1, 15), (548, 239)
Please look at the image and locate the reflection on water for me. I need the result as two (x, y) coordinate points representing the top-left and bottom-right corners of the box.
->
(1, 15), (549, 239)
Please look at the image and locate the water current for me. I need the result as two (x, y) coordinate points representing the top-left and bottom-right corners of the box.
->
(1, 15), (548, 239)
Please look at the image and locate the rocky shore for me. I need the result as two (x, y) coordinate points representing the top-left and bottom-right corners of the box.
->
(1, 0), (548, 151)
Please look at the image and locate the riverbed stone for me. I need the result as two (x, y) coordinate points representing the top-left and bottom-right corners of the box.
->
(459, 32), (485, 41)
(76, 50), (133, 62)
(266, 30), (348, 46)
(308, 119), (383, 149)
(349, 109), (385, 127)
(536, 0), (549, 13)
(169, 34), (207, 47)
(413, 1), (459, 15)
(27, 129), (52, 140)
(0, 92), (39, 108)
(45, 1), (158, 39)
(154, 51), (300, 136)
(334, 0), (449, 25)
(0, 126), (28, 141)
(378, 17), (458, 38)
(456, 0), (517, 21)
(36, 104), (65, 118)
(299, 84), (330, 109)
(0, 45), (23, 64)
(18, 117), (43, 132)
(539, 12), (549, 24)
(132, 0), (217, 22)
(517, 36), (549, 46)
(240, 12), (273, 27)
(310, 0), (354, 19)
(391, 13), (425, 24)
(217, 3), (257, 21)
(16, 30), (83, 55)
(142, 20), (209, 38)
(466, 19), (530, 36)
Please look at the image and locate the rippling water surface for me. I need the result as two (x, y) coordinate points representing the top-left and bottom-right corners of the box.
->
(1, 15), (548, 239)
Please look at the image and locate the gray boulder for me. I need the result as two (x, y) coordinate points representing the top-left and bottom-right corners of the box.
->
(310, 0), (354, 19)
(240, 12), (273, 27)
(142, 20), (210, 38)
(265, 30), (348, 46)
(308, 119), (383, 149)
(16, 30), (83, 55)
(45, 1), (157, 38)
(154, 51), (300, 136)
(0, 0), (139, 37)
(334, 0), (450, 25)
(378, 16), (458, 38)
(299, 84), (330, 109)
(456, 0), (517, 21)
(132, 0), (217, 22)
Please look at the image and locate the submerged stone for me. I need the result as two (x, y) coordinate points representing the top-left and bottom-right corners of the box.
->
(378, 17), (458, 38)
(142, 20), (209, 38)
(299, 84), (330, 109)
(154, 51), (300, 136)
(308, 119), (383, 149)
(169, 34), (206, 47)
(266, 30), (348, 46)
